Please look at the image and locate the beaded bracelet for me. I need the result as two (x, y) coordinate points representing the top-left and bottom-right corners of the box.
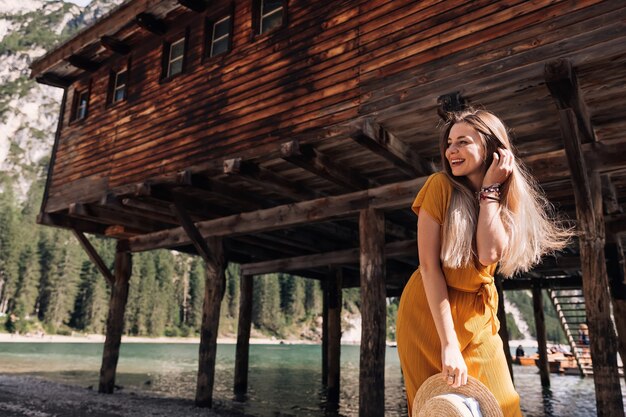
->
(480, 183), (501, 194)
(477, 183), (501, 203)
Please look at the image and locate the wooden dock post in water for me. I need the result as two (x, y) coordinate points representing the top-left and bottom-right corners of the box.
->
(98, 245), (131, 394)
(546, 59), (625, 416)
(359, 208), (386, 417)
(495, 275), (514, 384)
(532, 281), (550, 388)
(327, 267), (342, 405)
(172, 202), (226, 407)
(195, 236), (225, 407)
(235, 274), (253, 396)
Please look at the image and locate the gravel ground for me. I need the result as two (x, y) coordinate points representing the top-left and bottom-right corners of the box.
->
(0, 375), (251, 417)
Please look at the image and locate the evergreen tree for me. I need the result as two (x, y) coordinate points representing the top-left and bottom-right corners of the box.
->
(0, 188), (21, 313)
(252, 274), (283, 334)
(225, 263), (239, 318)
(12, 244), (40, 318)
(40, 241), (81, 329)
(279, 274), (304, 324)
(304, 278), (320, 317)
(70, 261), (109, 333)
(187, 257), (205, 331)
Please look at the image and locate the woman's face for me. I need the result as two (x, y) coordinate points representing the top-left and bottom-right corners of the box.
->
(445, 122), (486, 179)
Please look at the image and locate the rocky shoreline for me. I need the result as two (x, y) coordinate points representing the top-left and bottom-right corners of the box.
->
(0, 374), (250, 417)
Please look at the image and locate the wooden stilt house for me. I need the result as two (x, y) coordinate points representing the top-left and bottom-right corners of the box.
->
(31, 0), (626, 415)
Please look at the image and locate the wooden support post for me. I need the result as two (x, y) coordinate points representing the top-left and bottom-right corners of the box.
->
(558, 109), (624, 415)
(195, 236), (225, 408)
(495, 275), (514, 384)
(98, 244), (131, 394)
(72, 230), (114, 286)
(327, 267), (342, 405)
(532, 282), (550, 388)
(322, 278), (329, 384)
(602, 175), (626, 386)
(234, 274), (253, 397)
(605, 233), (626, 387)
(359, 208), (386, 417)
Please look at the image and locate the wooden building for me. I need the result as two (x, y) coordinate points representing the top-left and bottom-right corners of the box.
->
(31, 0), (626, 415)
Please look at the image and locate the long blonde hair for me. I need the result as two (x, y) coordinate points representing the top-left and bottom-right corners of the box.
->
(438, 109), (571, 277)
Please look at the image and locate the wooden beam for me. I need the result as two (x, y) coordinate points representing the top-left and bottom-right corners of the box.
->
(358, 208), (386, 417)
(353, 118), (436, 177)
(104, 225), (141, 239)
(281, 140), (372, 191)
(502, 276), (582, 291)
(127, 176), (428, 252)
(234, 274), (253, 397)
(37, 212), (107, 235)
(98, 244), (131, 394)
(241, 239), (414, 276)
(224, 157), (318, 201)
(69, 202), (164, 232)
(30, 0), (172, 77)
(101, 194), (179, 226)
(532, 282), (550, 388)
(134, 13), (167, 35)
(171, 201), (217, 267)
(35, 72), (73, 88)
(67, 54), (100, 72)
(178, 0), (209, 12)
(195, 236), (225, 408)
(71, 230), (114, 286)
(135, 183), (225, 218)
(558, 107), (624, 414)
(544, 59), (595, 143)
(178, 170), (267, 210)
(100, 35), (131, 55)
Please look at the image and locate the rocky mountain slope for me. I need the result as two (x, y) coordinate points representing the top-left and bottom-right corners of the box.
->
(0, 0), (122, 200)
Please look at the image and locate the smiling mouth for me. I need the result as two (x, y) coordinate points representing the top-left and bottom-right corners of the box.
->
(449, 159), (465, 167)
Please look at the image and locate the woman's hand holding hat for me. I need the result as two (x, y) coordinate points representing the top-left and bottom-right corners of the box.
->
(441, 343), (468, 388)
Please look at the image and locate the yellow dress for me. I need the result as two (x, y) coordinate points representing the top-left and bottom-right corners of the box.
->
(396, 172), (523, 417)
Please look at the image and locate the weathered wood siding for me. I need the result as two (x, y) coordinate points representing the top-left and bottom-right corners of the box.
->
(46, 0), (624, 211)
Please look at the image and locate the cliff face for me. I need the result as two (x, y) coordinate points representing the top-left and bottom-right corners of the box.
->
(0, 0), (122, 200)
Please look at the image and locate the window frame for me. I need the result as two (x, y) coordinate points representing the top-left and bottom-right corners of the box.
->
(107, 59), (132, 107)
(70, 86), (90, 123)
(251, 0), (287, 38)
(161, 29), (189, 82)
(209, 15), (232, 58)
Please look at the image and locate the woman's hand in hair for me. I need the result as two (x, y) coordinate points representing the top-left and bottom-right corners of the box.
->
(483, 148), (514, 187)
(441, 343), (468, 388)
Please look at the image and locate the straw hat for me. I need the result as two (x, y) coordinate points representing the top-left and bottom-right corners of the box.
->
(413, 373), (504, 417)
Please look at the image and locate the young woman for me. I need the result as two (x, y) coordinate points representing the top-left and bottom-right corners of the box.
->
(396, 109), (570, 416)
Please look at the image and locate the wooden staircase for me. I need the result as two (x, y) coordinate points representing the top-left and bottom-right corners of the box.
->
(548, 289), (591, 376)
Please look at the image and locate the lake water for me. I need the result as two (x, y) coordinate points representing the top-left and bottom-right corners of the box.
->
(0, 342), (622, 416)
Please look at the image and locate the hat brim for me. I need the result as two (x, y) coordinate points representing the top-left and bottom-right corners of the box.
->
(413, 373), (504, 417)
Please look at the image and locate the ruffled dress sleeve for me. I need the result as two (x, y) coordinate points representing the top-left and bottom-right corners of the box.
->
(411, 172), (452, 225)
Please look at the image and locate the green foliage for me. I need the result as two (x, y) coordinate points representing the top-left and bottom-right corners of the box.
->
(503, 290), (566, 344)
(506, 313), (523, 340)
(386, 298), (398, 341)
(0, 3), (77, 55)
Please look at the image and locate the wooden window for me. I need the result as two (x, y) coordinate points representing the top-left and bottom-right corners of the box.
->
(210, 16), (231, 57)
(166, 37), (185, 78)
(111, 68), (128, 103)
(72, 89), (89, 121)
(259, 0), (283, 34)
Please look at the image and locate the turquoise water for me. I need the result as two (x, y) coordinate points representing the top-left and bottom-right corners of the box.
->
(0, 342), (619, 416)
